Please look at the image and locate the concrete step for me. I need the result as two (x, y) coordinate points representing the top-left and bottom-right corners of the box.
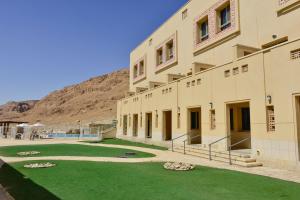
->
(173, 146), (263, 168)
(185, 145), (251, 158)
(174, 146), (251, 160)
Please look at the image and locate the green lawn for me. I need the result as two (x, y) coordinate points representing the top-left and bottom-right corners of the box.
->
(0, 144), (154, 158)
(0, 161), (299, 200)
(82, 138), (168, 150)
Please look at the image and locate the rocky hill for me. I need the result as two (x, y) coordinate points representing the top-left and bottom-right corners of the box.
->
(0, 100), (39, 120)
(0, 68), (129, 126)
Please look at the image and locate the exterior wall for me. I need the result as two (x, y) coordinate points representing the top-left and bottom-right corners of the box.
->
(129, 0), (300, 92)
(118, 0), (300, 169)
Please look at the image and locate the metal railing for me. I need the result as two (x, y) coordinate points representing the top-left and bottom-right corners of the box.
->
(171, 134), (187, 152)
(209, 135), (251, 165)
(228, 137), (251, 165)
(183, 134), (202, 154)
(209, 135), (231, 161)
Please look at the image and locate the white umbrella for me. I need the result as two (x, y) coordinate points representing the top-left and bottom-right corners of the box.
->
(16, 123), (30, 127)
(32, 122), (45, 127)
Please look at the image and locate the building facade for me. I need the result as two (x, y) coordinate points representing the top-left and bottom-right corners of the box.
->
(117, 0), (300, 169)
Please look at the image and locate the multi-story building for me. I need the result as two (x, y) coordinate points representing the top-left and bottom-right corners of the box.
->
(117, 0), (300, 169)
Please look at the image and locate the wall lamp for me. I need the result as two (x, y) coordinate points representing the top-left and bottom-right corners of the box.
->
(209, 102), (213, 109)
(267, 95), (272, 104)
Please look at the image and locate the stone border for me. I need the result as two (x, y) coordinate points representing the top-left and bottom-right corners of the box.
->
(17, 151), (40, 156)
(164, 162), (195, 171)
(24, 162), (56, 169)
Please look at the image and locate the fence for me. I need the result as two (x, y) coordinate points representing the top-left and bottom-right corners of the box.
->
(47, 133), (99, 139)
(0, 123), (116, 140)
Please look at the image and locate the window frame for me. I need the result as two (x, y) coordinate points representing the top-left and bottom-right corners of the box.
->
(133, 64), (138, 78)
(132, 55), (147, 84)
(156, 47), (163, 66)
(139, 60), (144, 76)
(217, 2), (231, 32)
(166, 39), (174, 61)
(196, 16), (209, 44)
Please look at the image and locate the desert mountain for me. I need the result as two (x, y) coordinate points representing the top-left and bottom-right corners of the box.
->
(0, 68), (129, 126)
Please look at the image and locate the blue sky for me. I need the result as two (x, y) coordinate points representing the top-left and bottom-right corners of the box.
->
(0, 0), (187, 104)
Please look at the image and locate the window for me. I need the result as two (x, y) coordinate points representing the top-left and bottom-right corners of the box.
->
(199, 19), (209, 41)
(218, 3), (231, 31)
(139, 61), (144, 75)
(186, 82), (191, 88)
(182, 9), (188, 20)
(224, 70), (230, 77)
(140, 114), (143, 127)
(155, 113), (158, 128)
(156, 48), (163, 66)
(210, 109), (216, 130)
(291, 49), (300, 60)
(196, 17), (209, 43)
(133, 65), (138, 78)
(197, 79), (202, 85)
(192, 80), (196, 86)
(155, 33), (177, 72)
(133, 56), (146, 83)
(242, 65), (248, 73)
(233, 67), (239, 75)
(191, 112), (199, 130)
(166, 40), (174, 61)
(266, 106), (275, 132)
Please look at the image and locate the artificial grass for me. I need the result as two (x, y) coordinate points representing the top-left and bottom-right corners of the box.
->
(82, 138), (168, 150)
(0, 161), (300, 200)
(0, 144), (154, 158)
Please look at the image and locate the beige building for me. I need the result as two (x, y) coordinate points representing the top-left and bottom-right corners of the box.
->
(117, 0), (300, 169)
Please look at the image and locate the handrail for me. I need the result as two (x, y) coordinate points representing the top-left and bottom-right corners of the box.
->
(183, 134), (202, 154)
(208, 135), (231, 161)
(228, 137), (251, 165)
(171, 134), (187, 152)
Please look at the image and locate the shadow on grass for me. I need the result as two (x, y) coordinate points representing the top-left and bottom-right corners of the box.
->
(0, 161), (59, 200)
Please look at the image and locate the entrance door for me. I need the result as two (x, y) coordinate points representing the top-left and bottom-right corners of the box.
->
(163, 111), (172, 141)
(123, 115), (128, 135)
(146, 113), (152, 138)
(187, 107), (201, 144)
(132, 114), (138, 137)
(295, 96), (300, 161)
(227, 102), (251, 150)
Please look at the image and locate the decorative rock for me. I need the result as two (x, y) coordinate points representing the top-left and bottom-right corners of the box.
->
(24, 162), (56, 169)
(163, 162), (195, 171)
(17, 151), (40, 156)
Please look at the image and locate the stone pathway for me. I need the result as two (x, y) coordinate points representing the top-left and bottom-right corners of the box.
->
(0, 139), (300, 185)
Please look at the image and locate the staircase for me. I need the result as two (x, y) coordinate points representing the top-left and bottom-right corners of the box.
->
(172, 144), (263, 168)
